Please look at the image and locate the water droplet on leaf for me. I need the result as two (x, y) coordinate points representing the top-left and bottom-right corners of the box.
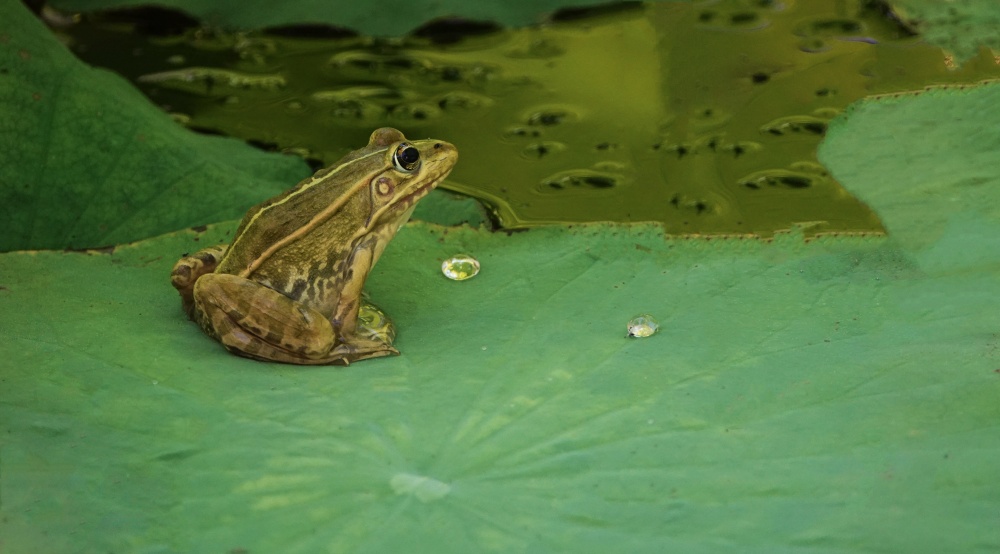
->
(442, 255), (480, 281)
(627, 314), (659, 338)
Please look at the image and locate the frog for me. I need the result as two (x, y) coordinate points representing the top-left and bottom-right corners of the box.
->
(170, 127), (458, 365)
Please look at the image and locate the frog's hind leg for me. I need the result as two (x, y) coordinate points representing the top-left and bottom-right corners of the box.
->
(171, 245), (228, 317)
(192, 273), (397, 365)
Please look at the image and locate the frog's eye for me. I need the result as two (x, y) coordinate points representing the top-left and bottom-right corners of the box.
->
(393, 143), (421, 172)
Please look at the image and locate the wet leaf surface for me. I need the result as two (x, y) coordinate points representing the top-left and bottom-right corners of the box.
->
(4, 82), (1000, 550)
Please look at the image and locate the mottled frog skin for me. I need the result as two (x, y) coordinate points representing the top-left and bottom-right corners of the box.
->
(170, 128), (458, 365)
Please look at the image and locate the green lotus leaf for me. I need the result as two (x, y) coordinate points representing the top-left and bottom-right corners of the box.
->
(3, 82), (1000, 550)
(0, 0), (310, 251)
(895, 0), (1000, 62)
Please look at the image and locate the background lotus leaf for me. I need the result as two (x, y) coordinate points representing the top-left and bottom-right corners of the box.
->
(895, 0), (1000, 62)
(49, 0), (627, 36)
(44, 0), (1000, 55)
(0, 0), (312, 251)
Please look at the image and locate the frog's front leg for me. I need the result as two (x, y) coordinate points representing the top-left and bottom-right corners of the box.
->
(171, 245), (228, 317)
(192, 273), (398, 365)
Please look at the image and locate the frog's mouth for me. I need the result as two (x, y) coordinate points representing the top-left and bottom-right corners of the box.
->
(366, 178), (438, 233)
(396, 179), (438, 211)
(388, 156), (453, 216)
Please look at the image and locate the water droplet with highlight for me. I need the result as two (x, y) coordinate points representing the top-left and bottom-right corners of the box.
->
(627, 314), (659, 338)
(442, 255), (480, 281)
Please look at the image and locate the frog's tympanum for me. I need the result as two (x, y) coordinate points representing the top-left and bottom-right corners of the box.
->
(171, 128), (458, 365)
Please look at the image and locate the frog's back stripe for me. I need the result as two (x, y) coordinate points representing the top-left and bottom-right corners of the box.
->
(220, 149), (386, 276)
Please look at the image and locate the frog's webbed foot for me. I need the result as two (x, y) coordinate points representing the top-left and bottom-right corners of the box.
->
(192, 273), (398, 365)
(171, 245), (228, 318)
(330, 336), (399, 365)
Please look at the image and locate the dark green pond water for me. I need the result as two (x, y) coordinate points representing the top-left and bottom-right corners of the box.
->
(56, 1), (1000, 236)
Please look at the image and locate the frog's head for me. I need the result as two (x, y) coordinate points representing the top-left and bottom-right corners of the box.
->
(359, 127), (458, 236)
(217, 128), (457, 281)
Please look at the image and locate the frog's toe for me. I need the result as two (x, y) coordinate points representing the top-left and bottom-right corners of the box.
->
(171, 245), (228, 317)
(333, 337), (400, 365)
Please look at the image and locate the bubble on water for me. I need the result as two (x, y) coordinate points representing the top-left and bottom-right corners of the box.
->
(442, 255), (480, 281)
(539, 169), (625, 193)
(627, 314), (659, 338)
(759, 115), (829, 136)
(525, 106), (579, 126)
(436, 91), (494, 111)
(739, 169), (823, 190)
(502, 126), (542, 140)
(391, 102), (442, 122)
(521, 141), (567, 159)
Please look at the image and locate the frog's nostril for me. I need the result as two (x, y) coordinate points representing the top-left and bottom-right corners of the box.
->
(434, 143), (442, 149)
